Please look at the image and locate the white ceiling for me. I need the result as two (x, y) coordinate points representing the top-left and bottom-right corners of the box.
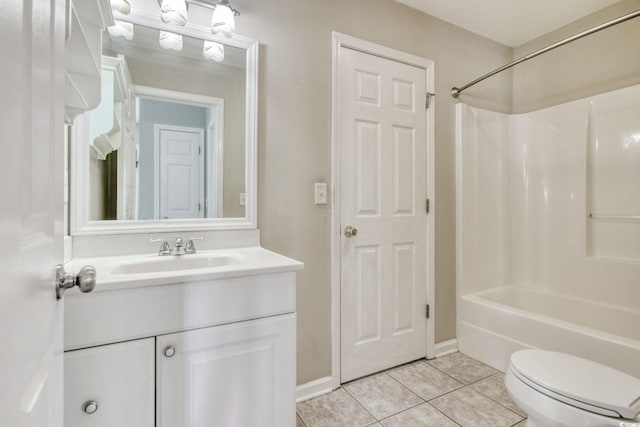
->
(395, 0), (621, 47)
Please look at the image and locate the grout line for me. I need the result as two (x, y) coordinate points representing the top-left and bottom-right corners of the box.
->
(467, 375), (527, 421)
(342, 383), (383, 425)
(426, 353), (498, 386)
(344, 373), (426, 422)
(425, 401), (464, 426)
(295, 412), (308, 427)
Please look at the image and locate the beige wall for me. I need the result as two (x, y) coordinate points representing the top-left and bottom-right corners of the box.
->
(513, 0), (640, 112)
(229, 0), (513, 384)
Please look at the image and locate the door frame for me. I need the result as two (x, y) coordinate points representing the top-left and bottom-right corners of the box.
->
(330, 32), (436, 390)
(138, 85), (224, 219)
(153, 124), (206, 219)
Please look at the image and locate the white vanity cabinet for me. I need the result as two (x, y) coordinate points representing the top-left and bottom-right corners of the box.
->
(157, 314), (296, 427)
(64, 338), (155, 427)
(63, 254), (302, 427)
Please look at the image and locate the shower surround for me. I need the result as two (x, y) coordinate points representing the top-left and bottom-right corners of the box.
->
(455, 84), (640, 378)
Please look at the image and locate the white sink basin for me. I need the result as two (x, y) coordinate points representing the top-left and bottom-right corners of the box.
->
(112, 254), (240, 275)
(65, 247), (304, 291)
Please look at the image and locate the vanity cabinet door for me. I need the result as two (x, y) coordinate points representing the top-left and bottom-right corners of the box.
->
(157, 313), (296, 427)
(64, 338), (155, 427)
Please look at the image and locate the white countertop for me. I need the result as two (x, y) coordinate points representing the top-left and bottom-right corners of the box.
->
(65, 246), (303, 293)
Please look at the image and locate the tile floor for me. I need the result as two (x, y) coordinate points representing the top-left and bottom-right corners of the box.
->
(297, 352), (527, 427)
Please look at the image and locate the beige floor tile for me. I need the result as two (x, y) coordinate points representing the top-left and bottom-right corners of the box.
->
(430, 387), (523, 427)
(380, 403), (459, 427)
(470, 373), (527, 417)
(297, 388), (376, 427)
(389, 360), (464, 400)
(296, 414), (306, 427)
(513, 421), (527, 427)
(345, 373), (424, 420)
(427, 352), (498, 384)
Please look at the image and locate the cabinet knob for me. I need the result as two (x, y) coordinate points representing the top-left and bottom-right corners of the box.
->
(83, 400), (98, 415)
(164, 345), (176, 358)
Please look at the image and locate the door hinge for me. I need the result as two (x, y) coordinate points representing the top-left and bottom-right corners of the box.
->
(198, 146), (202, 155)
(426, 92), (436, 109)
(198, 202), (202, 211)
(426, 198), (430, 214)
(426, 304), (430, 319)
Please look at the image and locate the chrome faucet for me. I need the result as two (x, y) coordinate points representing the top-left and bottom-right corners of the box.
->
(150, 238), (172, 256)
(151, 237), (204, 256)
(185, 237), (204, 255)
(172, 237), (186, 256)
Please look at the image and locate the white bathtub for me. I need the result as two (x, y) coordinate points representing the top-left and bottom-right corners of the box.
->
(457, 286), (640, 378)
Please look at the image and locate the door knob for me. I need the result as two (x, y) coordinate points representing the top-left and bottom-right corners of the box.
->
(55, 265), (97, 300)
(344, 226), (358, 238)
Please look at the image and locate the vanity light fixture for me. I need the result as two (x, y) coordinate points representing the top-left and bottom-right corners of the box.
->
(111, 0), (241, 61)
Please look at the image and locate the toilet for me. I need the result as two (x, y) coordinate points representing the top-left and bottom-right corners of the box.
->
(505, 349), (640, 427)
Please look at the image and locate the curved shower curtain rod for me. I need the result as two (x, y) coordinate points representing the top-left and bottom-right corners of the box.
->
(451, 9), (640, 98)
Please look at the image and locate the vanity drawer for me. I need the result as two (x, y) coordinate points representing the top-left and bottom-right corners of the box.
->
(64, 271), (296, 350)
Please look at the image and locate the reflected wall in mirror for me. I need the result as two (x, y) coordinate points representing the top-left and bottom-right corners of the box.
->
(71, 10), (258, 234)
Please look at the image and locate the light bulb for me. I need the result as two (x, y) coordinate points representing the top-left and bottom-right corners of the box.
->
(107, 20), (134, 40)
(203, 40), (224, 62)
(161, 0), (188, 26)
(211, 4), (235, 38)
(159, 31), (183, 51)
(110, 0), (131, 15)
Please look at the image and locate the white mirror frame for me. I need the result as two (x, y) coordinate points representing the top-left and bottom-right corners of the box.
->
(71, 9), (258, 236)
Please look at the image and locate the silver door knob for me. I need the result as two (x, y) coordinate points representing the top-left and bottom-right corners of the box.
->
(344, 226), (358, 238)
(83, 400), (98, 414)
(164, 346), (176, 358)
(55, 265), (97, 300)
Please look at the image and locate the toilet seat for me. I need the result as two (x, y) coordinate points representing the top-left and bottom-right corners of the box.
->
(509, 350), (640, 420)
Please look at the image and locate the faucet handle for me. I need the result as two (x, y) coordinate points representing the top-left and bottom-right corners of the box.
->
(185, 236), (204, 254)
(150, 238), (172, 256)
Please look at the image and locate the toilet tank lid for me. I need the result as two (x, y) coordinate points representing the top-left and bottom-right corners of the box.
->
(510, 350), (640, 420)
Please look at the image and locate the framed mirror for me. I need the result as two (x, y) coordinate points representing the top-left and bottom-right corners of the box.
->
(70, 8), (257, 235)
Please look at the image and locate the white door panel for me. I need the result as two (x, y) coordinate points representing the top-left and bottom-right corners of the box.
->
(340, 47), (428, 382)
(158, 126), (205, 219)
(0, 0), (65, 425)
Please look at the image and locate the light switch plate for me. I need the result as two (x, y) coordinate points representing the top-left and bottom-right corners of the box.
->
(315, 183), (328, 205)
(239, 193), (246, 206)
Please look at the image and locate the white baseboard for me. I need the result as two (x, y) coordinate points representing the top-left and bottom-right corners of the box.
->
(297, 340), (458, 403)
(434, 338), (458, 358)
(296, 376), (335, 403)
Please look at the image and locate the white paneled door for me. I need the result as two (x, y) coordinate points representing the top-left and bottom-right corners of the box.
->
(339, 47), (428, 382)
(157, 125), (205, 219)
(0, 0), (65, 425)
